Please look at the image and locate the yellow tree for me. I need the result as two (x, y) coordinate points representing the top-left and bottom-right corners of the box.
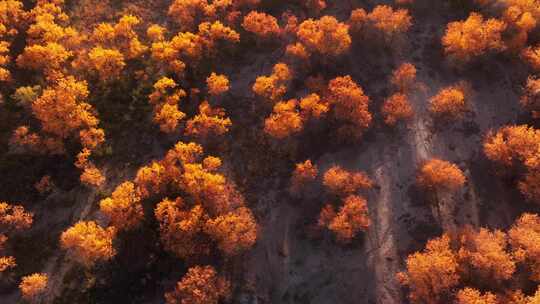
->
(185, 101), (232, 139)
(253, 62), (292, 103)
(429, 84), (468, 119)
(204, 207), (258, 256)
(290, 160), (318, 194)
(458, 228), (516, 282)
(19, 273), (48, 302)
(99, 181), (144, 231)
(442, 13), (507, 63)
(206, 72), (229, 96)
(242, 11), (281, 40)
(397, 234), (460, 304)
(327, 195), (370, 243)
(416, 159), (466, 192)
(264, 99), (304, 139)
(327, 76), (372, 138)
(381, 93), (414, 126)
(60, 221), (116, 267)
(323, 166), (373, 196)
(508, 213), (540, 281)
(154, 198), (210, 260)
(165, 265), (231, 304)
(367, 5), (412, 39)
(297, 16), (351, 57)
(456, 288), (498, 304)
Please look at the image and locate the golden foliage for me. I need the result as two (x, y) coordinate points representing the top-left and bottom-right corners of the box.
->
(290, 160), (318, 194)
(99, 181), (144, 231)
(155, 198), (210, 260)
(165, 265), (231, 304)
(381, 93), (414, 126)
(508, 213), (540, 281)
(327, 195), (370, 243)
(442, 13), (507, 62)
(204, 207), (258, 256)
(327, 76), (372, 138)
(416, 159), (465, 192)
(521, 76), (540, 118)
(253, 62), (292, 102)
(0, 256), (16, 272)
(242, 11), (280, 39)
(429, 84), (468, 119)
(0, 202), (33, 231)
(297, 16), (351, 56)
(458, 228), (516, 281)
(60, 221), (116, 267)
(523, 45), (540, 71)
(397, 234), (460, 304)
(32, 76), (97, 138)
(264, 99), (304, 139)
(456, 288), (498, 304)
(299, 93), (329, 119)
(367, 5), (412, 37)
(186, 101), (232, 139)
(391, 62), (417, 92)
(19, 273), (48, 301)
(323, 166), (373, 196)
(206, 72), (229, 96)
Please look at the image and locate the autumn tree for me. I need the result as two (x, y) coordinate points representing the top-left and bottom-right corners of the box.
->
(456, 288), (498, 304)
(391, 62), (417, 92)
(381, 93), (414, 126)
(186, 101), (232, 139)
(323, 166), (373, 196)
(99, 181), (144, 231)
(134, 161), (168, 199)
(204, 207), (258, 256)
(19, 273), (48, 302)
(290, 160), (318, 194)
(32, 76), (101, 140)
(458, 227), (516, 282)
(60, 221), (116, 267)
(416, 159), (465, 192)
(242, 11), (281, 40)
(397, 234), (460, 304)
(252, 62), (292, 103)
(483, 125), (540, 203)
(367, 5), (412, 39)
(348, 8), (368, 34)
(206, 72), (229, 96)
(264, 99), (304, 139)
(296, 16), (351, 57)
(149, 77), (187, 133)
(429, 84), (468, 119)
(327, 195), (370, 243)
(154, 198), (210, 260)
(523, 45), (540, 71)
(299, 93), (329, 120)
(442, 13), (507, 63)
(0, 202), (33, 231)
(327, 76), (372, 138)
(165, 265), (231, 304)
(508, 213), (540, 281)
(521, 76), (540, 118)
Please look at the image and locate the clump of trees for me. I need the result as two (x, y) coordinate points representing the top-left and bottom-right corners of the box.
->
(484, 125), (540, 203)
(60, 221), (117, 268)
(0, 202), (33, 273)
(165, 265), (230, 304)
(398, 213), (540, 303)
(442, 13), (507, 63)
(429, 83), (469, 120)
(416, 159), (466, 193)
(19, 273), (48, 303)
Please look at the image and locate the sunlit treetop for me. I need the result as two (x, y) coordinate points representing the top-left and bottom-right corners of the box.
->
(296, 16), (351, 57)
